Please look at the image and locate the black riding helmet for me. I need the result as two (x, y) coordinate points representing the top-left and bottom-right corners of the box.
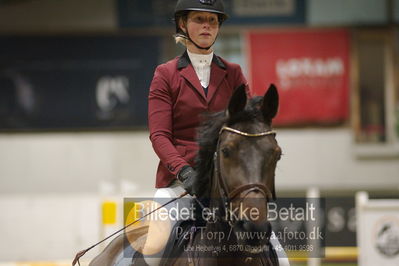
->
(174, 0), (228, 50)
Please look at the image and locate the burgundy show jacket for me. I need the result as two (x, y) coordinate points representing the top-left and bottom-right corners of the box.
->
(148, 51), (249, 188)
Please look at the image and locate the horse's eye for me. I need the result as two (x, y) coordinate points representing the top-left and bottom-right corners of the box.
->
(221, 147), (230, 158)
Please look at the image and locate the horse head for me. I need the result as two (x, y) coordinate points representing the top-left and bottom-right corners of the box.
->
(195, 84), (281, 249)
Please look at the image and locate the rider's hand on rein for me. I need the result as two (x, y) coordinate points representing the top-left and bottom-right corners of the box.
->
(177, 165), (197, 196)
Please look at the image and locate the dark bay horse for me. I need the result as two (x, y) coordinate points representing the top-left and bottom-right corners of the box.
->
(160, 84), (281, 266)
(85, 84), (281, 266)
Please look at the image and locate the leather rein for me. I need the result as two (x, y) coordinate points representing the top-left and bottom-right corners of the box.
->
(214, 126), (276, 223)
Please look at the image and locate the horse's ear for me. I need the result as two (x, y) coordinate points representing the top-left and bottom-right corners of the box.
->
(228, 84), (247, 117)
(262, 84), (279, 122)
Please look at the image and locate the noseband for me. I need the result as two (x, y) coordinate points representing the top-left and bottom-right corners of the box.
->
(214, 126), (276, 212)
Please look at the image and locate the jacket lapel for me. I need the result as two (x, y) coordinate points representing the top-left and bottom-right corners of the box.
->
(206, 55), (227, 103)
(178, 52), (207, 101)
(177, 52), (227, 103)
(180, 65), (207, 101)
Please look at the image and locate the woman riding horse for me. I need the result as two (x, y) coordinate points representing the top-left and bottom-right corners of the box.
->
(144, 0), (247, 264)
(73, 1), (290, 265)
(143, 0), (289, 265)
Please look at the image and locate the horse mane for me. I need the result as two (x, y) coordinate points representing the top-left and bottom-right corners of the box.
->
(194, 96), (265, 198)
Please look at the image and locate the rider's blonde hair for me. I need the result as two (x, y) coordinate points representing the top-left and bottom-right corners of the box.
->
(174, 14), (188, 46)
(174, 35), (188, 46)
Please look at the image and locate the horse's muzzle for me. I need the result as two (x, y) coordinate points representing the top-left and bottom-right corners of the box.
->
(233, 219), (272, 247)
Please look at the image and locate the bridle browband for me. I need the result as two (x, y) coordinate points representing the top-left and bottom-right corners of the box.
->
(220, 126), (276, 137)
(214, 126), (276, 224)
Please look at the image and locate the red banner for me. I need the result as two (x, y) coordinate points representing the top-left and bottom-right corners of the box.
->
(247, 29), (350, 126)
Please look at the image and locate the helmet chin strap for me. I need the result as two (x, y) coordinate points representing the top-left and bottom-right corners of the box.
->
(182, 29), (217, 51)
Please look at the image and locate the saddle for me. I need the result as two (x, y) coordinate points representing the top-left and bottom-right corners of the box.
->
(162, 219), (202, 265)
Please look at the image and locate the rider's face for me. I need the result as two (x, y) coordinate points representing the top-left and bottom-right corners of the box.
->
(180, 11), (219, 54)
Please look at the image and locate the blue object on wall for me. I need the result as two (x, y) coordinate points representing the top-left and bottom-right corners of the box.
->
(0, 35), (160, 131)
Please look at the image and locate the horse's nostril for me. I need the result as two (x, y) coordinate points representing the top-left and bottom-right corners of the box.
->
(235, 220), (245, 229)
(242, 220), (253, 231)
